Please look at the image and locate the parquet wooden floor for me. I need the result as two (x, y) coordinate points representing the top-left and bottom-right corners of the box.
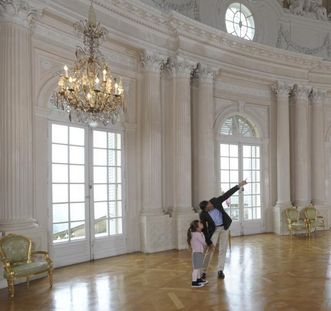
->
(1, 232), (331, 311)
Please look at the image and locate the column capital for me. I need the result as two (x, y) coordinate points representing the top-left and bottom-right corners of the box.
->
(292, 84), (312, 101)
(0, 0), (41, 27)
(172, 57), (196, 79)
(311, 88), (327, 105)
(140, 51), (168, 73)
(198, 65), (217, 84)
(271, 81), (293, 97)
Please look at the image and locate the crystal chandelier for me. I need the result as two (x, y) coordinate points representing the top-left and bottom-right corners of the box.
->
(53, 1), (124, 126)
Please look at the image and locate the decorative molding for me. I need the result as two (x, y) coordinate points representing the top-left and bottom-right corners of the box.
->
(216, 81), (271, 99)
(311, 88), (327, 105)
(287, 0), (328, 21)
(140, 51), (168, 73)
(292, 84), (312, 100)
(0, 0), (41, 27)
(271, 81), (293, 97)
(173, 57), (196, 78)
(276, 25), (331, 57)
(198, 65), (216, 84)
(149, 0), (200, 21)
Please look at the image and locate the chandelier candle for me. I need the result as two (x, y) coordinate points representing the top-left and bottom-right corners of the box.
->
(52, 2), (125, 126)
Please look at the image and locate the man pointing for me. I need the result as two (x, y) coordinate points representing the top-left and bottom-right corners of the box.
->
(199, 180), (247, 280)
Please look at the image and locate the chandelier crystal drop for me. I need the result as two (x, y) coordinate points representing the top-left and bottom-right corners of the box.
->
(52, 2), (124, 126)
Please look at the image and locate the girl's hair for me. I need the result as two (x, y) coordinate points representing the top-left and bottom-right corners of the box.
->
(187, 220), (200, 246)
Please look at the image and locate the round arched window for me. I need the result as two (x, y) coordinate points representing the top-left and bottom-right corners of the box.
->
(225, 3), (255, 40)
(220, 115), (257, 137)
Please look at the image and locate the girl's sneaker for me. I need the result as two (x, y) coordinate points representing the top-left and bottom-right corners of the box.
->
(191, 281), (204, 288)
(197, 278), (208, 285)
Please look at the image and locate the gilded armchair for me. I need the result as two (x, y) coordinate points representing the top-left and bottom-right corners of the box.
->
(304, 205), (325, 236)
(0, 234), (53, 298)
(285, 208), (307, 236)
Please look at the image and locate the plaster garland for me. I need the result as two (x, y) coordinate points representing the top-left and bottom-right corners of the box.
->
(276, 25), (331, 57)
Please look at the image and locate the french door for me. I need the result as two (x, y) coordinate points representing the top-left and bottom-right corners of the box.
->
(50, 123), (125, 267)
(219, 143), (262, 236)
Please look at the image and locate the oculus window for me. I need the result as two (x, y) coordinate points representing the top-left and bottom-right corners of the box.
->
(225, 3), (255, 40)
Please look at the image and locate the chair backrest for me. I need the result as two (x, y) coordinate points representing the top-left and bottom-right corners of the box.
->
(285, 208), (299, 221)
(304, 206), (317, 220)
(0, 234), (32, 264)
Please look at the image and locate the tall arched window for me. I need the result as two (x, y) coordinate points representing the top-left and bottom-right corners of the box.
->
(218, 115), (261, 235)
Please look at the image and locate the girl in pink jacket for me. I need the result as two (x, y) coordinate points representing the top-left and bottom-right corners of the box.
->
(187, 220), (208, 288)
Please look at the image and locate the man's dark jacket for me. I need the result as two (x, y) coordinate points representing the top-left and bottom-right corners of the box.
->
(199, 185), (240, 246)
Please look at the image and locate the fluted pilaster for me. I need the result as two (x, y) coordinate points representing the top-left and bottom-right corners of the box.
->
(311, 89), (326, 206)
(272, 81), (293, 234)
(173, 57), (196, 214)
(140, 51), (167, 215)
(272, 81), (293, 205)
(197, 65), (216, 201)
(0, 0), (38, 231)
(292, 85), (311, 207)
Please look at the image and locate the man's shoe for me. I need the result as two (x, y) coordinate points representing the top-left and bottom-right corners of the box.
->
(197, 278), (208, 285)
(191, 281), (204, 288)
(218, 271), (225, 279)
(201, 273), (207, 280)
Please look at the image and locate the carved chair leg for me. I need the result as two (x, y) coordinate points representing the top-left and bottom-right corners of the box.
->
(7, 278), (15, 298)
(48, 269), (53, 288)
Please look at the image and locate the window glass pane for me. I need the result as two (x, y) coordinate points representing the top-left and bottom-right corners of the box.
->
(108, 150), (116, 166)
(117, 184), (122, 199)
(53, 204), (68, 223)
(108, 167), (116, 183)
(117, 218), (123, 234)
(117, 168), (122, 183)
(220, 144), (229, 156)
(108, 184), (116, 200)
(53, 223), (69, 242)
(109, 201), (116, 217)
(116, 134), (121, 149)
(94, 184), (108, 201)
(220, 170), (229, 182)
(70, 146), (84, 164)
(243, 159), (251, 170)
(52, 184), (68, 203)
(94, 202), (108, 220)
(52, 124), (68, 144)
(116, 151), (121, 166)
(229, 145), (238, 157)
(95, 218), (108, 237)
(230, 171), (238, 183)
(52, 164), (68, 183)
(117, 201), (122, 217)
(108, 133), (115, 149)
(69, 127), (84, 146)
(70, 203), (85, 221)
(94, 148), (107, 166)
(70, 221), (85, 240)
(70, 184), (85, 202)
(52, 144), (68, 163)
(243, 145), (251, 157)
(94, 166), (107, 183)
(229, 158), (238, 170)
(70, 165), (85, 183)
(93, 131), (107, 148)
(220, 157), (229, 170)
(109, 218), (116, 235)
